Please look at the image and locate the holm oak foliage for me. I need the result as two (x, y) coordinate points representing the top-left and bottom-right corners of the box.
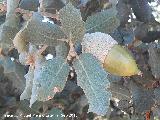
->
(0, 0), (160, 119)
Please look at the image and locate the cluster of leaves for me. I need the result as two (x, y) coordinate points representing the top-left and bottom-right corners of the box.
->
(0, 0), (160, 120)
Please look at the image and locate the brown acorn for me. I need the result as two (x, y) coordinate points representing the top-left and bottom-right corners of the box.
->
(82, 32), (141, 76)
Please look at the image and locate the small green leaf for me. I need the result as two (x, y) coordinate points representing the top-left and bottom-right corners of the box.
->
(85, 7), (120, 34)
(59, 3), (85, 42)
(73, 53), (111, 115)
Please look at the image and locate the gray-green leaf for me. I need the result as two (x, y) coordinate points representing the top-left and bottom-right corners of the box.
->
(154, 88), (160, 104)
(55, 42), (69, 58)
(148, 43), (160, 79)
(59, 3), (85, 42)
(0, 57), (26, 94)
(0, 0), (21, 44)
(19, 0), (39, 11)
(0, 56), (15, 73)
(85, 7), (120, 34)
(5, 0), (21, 27)
(20, 67), (34, 100)
(30, 57), (70, 107)
(47, 108), (64, 120)
(20, 12), (65, 46)
(73, 53), (111, 115)
(130, 82), (155, 113)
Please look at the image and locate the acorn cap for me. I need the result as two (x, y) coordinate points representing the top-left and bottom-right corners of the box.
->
(82, 32), (118, 63)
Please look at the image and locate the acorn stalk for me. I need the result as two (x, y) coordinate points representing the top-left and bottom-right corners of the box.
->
(82, 32), (141, 76)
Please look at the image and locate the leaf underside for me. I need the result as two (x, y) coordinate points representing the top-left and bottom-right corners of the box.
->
(20, 12), (65, 46)
(21, 57), (70, 107)
(73, 53), (111, 115)
(59, 3), (85, 42)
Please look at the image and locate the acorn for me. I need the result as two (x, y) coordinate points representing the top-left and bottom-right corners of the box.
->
(82, 32), (141, 76)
